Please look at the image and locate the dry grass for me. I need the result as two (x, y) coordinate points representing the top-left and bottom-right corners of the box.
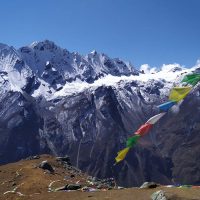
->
(0, 155), (200, 200)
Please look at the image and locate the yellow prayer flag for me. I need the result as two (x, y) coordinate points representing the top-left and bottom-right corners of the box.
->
(115, 147), (130, 163)
(169, 87), (192, 102)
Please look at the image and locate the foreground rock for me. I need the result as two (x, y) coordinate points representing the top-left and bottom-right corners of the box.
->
(140, 182), (159, 189)
(39, 160), (54, 173)
(86, 176), (115, 189)
(151, 190), (167, 200)
(56, 156), (71, 165)
(54, 184), (82, 191)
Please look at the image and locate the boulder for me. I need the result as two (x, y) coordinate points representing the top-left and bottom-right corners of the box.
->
(26, 155), (40, 160)
(140, 182), (159, 189)
(56, 156), (71, 163)
(81, 186), (89, 192)
(66, 184), (82, 190)
(151, 190), (167, 200)
(39, 160), (54, 173)
(54, 185), (68, 191)
(54, 184), (82, 191)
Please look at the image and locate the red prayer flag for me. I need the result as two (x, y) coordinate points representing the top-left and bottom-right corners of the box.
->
(135, 123), (153, 136)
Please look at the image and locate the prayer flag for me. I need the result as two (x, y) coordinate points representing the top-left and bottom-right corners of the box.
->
(115, 147), (130, 163)
(169, 87), (191, 102)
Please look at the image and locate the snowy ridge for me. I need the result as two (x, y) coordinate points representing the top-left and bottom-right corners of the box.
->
(0, 40), (200, 99)
(39, 63), (199, 100)
(19, 40), (138, 83)
(0, 43), (33, 92)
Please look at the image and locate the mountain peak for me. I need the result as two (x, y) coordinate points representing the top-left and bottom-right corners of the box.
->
(0, 43), (10, 50)
(90, 50), (97, 55)
(29, 40), (58, 51)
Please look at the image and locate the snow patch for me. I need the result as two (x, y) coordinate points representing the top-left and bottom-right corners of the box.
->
(49, 66), (193, 99)
(140, 64), (157, 74)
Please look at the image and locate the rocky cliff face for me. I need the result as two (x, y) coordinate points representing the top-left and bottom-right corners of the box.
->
(0, 40), (200, 187)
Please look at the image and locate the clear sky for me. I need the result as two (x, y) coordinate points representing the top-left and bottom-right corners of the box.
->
(0, 0), (200, 68)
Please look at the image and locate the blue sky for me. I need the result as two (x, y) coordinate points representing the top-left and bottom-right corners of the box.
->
(0, 0), (200, 68)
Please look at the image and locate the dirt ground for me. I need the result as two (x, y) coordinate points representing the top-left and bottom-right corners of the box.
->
(2, 187), (200, 200)
(0, 155), (200, 200)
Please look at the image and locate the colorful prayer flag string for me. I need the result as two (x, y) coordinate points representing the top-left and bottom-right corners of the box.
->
(115, 73), (200, 164)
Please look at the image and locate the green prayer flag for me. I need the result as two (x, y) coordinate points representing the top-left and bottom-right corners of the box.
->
(181, 74), (200, 86)
(126, 135), (140, 148)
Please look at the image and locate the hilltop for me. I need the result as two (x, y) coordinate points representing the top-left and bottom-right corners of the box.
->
(0, 155), (200, 200)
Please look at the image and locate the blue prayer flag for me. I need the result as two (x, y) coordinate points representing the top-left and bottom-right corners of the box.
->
(157, 101), (176, 112)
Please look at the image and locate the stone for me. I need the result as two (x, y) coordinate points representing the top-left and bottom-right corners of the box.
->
(26, 155), (40, 160)
(54, 185), (68, 191)
(33, 155), (40, 159)
(96, 184), (104, 189)
(151, 190), (167, 200)
(81, 186), (89, 192)
(66, 184), (82, 190)
(39, 160), (54, 173)
(56, 156), (70, 163)
(140, 182), (159, 189)
(12, 182), (16, 186)
(54, 184), (81, 191)
(70, 174), (75, 178)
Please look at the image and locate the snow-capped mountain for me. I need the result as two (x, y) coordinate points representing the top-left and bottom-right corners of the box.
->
(1, 39), (199, 100)
(1, 40), (200, 187)
(0, 40), (139, 97)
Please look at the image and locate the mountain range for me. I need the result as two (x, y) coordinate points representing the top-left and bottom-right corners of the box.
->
(0, 40), (200, 187)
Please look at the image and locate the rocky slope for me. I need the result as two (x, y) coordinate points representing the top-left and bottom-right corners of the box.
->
(1, 155), (200, 200)
(0, 40), (200, 187)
